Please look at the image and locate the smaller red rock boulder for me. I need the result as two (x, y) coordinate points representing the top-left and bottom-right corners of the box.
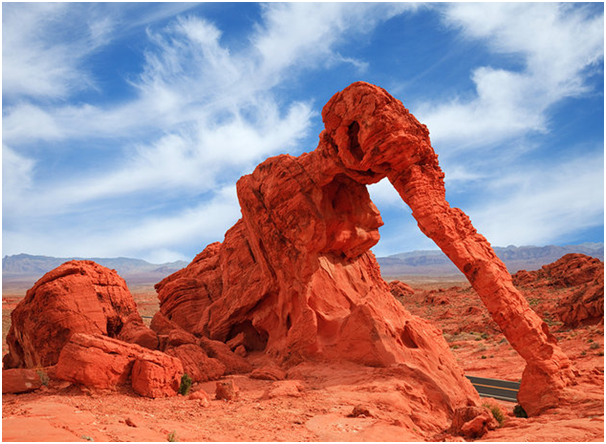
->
(388, 280), (414, 299)
(165, 344), (225, 382)
(131, 357), (183, 398)
(449, 406), (499, 439)
(199, 337), (252, 375)
(2, 368), (46, 394)
(55, 333), (183, 397)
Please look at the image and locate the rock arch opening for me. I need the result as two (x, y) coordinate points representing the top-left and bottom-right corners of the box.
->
(155, 82), (575, 416)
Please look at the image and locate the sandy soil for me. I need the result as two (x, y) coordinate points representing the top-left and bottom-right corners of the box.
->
(2, 279), (603, 442)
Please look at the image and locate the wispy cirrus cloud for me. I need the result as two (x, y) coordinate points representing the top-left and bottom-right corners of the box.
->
(417, 2), (603, 151)
(469, 149), (604, 247)
(3, 2), (418, 262)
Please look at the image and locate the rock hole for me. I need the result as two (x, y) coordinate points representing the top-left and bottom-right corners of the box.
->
(106, 317), (123, 337)
(227, 320), (269, 351)
(347, 121), (365, 162)
(286, 314), (292, 331)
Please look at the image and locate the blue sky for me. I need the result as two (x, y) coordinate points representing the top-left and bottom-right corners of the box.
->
(2, 2), (604, 263)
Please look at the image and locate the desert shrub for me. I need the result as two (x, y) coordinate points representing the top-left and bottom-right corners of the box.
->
(178, 373), (193, 396)
(589, 342), (600, 350)
(480, 332), (489, 340)
(167, 430), (178, 442)
(481, 355), (487, 359)
(35, 368), (50, 386)
(483, 403), (506, 427)
(513, 404), (527, 418)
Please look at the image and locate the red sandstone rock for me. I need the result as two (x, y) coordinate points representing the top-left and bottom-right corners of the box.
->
(250, 365), (286, 381)
(54, 333), (182, 397)
(199, 337), (252, 375)
(425, 292), (450, 305)
(165, 344), (225, 382)
(117, 314), (159, 350)
(2, 368), (45, 393)
(131, 357), (182, 398)
(3, 261), (148, 369)
(55, 334), (144, 388)
(188, 389), (211, 407)
(388, 280), (414, 299)
(234, 345), (247, 357)
(449, 406), (499, 439)
(149, 310), (181, 335)
(154, 82), (573, 417)
(263, 380), (303, 399)
(349, 404), (372, 418)
(215, 380), (239, 401)
(513, 254), (603, 288)
(557, 274), (604, 327)
(513, 254), (604, 327)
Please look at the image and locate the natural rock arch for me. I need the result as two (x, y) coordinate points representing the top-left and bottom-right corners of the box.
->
(156, 82), (575, 415)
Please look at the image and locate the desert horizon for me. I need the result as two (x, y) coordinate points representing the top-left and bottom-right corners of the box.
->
(2, 2), (603, 443)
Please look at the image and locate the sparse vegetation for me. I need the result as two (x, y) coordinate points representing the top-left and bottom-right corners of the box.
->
(167, 430), (178, 442)
(35, 368), (50, 386)
(178, 373), (193, 396)
(484, 403), (506, 426)
(513, 404), (528, 418)
(589, 342), (600, 350)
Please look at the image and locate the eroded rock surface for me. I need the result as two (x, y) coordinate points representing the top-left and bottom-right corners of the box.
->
(513, 253), (604, 327)
(3, 260), (157, 369)
(156, 81), (575, 417)
(55, 333), (183, 397)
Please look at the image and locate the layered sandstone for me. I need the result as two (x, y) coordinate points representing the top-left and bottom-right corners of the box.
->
(3, 261), (157, 369)
(513, 253), (604, 327)
(55, 333), (183, 397)
(156, 82), (575, 417)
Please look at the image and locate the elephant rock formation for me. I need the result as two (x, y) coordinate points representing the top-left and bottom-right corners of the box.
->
(157, 82), (574, 416)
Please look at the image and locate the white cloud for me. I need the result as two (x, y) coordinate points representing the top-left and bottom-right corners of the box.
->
(418, 2), (604, 150)
(2, 145), (36, 214)
(3, 185), (241, 263)
(2, 3), (102, 99)
(468, 151), (604, 247)
(3, 3), (418, 260)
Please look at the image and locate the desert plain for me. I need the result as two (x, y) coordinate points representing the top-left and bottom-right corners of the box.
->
(2, 258), (604, 442)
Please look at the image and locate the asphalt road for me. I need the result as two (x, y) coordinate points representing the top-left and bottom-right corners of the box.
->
(466, 375), (520, 403)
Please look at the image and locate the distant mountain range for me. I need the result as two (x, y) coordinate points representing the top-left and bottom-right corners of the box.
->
(376, 242), (604, 277)
(2, 254), (189, 291)
(3, 243), (604, 290)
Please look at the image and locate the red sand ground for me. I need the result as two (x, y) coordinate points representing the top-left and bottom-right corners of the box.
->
(2, 279), (604, 442)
